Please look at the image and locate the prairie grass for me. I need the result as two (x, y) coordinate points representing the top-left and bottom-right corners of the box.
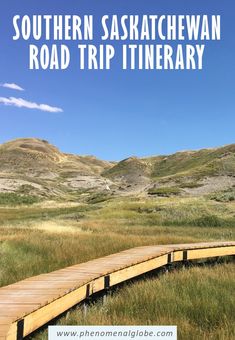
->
(0, 195), (234, 339)
(0, 196), (234, 287)
(32, 262), (235, 340)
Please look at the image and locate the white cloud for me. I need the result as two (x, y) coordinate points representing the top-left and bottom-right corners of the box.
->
(1, 83), (25, 91)
(0, 97), (63, 113)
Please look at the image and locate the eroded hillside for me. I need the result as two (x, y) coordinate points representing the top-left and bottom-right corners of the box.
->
(0, 138), (235, 200)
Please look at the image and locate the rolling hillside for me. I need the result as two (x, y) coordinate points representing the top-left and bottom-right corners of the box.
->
(0, 138), (235, 200)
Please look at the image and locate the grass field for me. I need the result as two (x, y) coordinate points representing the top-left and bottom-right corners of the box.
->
(0, 194), (234, 339)
(32, 261), (235, 340)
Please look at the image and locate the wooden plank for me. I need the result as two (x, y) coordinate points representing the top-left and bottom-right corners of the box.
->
(187, 246), (235, 260)
(173, 250), (183, 262)
(0, 305), (40, 318)
(0, 291), (62, 296)
(23, 275), (95, 282)
(0, 295), (57, 304)
(110, 255), (168, 286)
(6, 281), (87, 290)
(0, 319), (16, 326)
(91, 277), (105, 294)
(22, 285), (87, 337)
(0, 326), (12, 337)
(2, 323), (18, 340)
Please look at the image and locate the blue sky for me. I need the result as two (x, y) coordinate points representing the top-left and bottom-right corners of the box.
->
(0, 0), (234, 160)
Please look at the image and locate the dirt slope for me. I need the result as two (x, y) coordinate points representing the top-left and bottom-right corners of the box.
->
(0, 138), (235, 198)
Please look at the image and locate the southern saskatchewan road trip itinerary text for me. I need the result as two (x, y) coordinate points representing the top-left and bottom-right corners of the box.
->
(12, 14), (221, 70)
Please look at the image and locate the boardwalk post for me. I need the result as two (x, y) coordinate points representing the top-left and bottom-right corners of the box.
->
(17, 319), (24, 340)
(165, 252), (174, 273)
(103, 275), (110, 304)
(83, 284), (91, 317)
(182, 250), (189, 269)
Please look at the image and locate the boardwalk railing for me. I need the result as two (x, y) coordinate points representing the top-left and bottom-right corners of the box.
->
(0, 241), (234, 340)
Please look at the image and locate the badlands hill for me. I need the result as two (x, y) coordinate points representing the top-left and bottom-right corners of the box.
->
(0, 138), (235, 199)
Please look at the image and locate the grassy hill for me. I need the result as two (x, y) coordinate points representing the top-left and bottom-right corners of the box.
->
(104, 144), (235, 197)
(0, 138), (112, 175)
(0, 138), (235, 200)
(0, 138), (113, 199)
(104, 144), (235, 180)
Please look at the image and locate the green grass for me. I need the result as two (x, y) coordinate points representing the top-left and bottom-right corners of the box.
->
(86, 192), (112, 204)
(210, 190), (235, 202)
(81, 196), (235, 229)
(103, 144), (235, 182)
(148, 187), (181, 196)
(151, 144), (235, 179)
(0, 192), (40, 206)
(179, 182), (202, 188)
(0, 205), (94, 223)
(103, 157), (149, 178)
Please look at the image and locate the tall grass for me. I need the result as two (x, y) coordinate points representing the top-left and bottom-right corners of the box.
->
(0, 195), (234, 339)
(0, 195), (234, 286)
(32, 262), (235, 340)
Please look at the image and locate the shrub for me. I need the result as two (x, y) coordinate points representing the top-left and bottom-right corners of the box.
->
(0, 192), (40, 206)
(148, 186), (181, 197)
(210, 190), (235, 202)
(17, 184), (35, 194)
(179, 182), (202, 188)
(191, 215), (222, 227)
(87, 193), (112, 204)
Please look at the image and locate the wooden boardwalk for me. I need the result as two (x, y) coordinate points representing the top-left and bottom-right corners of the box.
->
(0, 241), (234, 340)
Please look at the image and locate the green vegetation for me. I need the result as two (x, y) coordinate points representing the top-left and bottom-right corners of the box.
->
(151, 144), (235, 179)
(0, 204), (99, 224)
(0, 192), (40, 206)
(0, 195), (234, 289)
(179, 182), (202, 188)
(210, 189), (235, 202)
(86, 192), (112, 204)
(148, 186), (181, 196)
(104, 144), (235, 182)
(103, 157), (148, 178)
(190, 215), (224, 227)
(16, 184), (36, 195)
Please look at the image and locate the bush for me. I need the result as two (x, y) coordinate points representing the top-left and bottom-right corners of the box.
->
(17, 184), (35, 194)
(148, 186), (181, 197)
(210, 190), (235, 202)
(0, 193), (40, 206)
(87, 193), (112, 204)
(191, 215), (222, 227)
(180, 182), (202, 188)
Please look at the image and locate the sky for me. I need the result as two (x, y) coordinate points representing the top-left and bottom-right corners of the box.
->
(0, 0), (234, 160)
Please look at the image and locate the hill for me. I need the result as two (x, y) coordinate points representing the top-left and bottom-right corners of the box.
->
(0, 138), (113, 198)
(0, 138), (235, 200)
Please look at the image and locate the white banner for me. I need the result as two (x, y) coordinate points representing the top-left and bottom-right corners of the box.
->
(48, 326), (177, 340)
